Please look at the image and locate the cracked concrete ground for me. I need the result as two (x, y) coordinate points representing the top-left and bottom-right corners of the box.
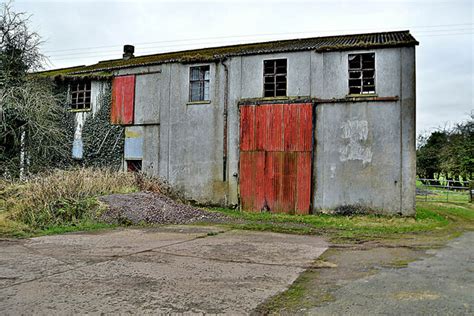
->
(0, 226), (328, 315)
(308, 232), (474, 315)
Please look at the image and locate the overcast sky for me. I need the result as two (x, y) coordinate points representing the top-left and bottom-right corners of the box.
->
(13, 0), (473, 135)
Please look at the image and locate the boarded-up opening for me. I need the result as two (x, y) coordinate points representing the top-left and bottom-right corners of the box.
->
(111, 75), (135, 125)
(239, 102), (313, 214)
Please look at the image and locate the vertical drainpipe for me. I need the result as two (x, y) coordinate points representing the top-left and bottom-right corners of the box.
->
(221, 58), (229, 182)
(399, 48), (404, 215)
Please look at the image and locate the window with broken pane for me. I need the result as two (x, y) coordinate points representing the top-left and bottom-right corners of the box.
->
(189, 65), (210, 102)
(348, 53), (375, 95)
(70, 81), (92, 110)
(264, 59), (287, 97)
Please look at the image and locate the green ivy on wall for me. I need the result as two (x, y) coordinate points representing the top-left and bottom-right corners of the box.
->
(81, 83), (124, 169)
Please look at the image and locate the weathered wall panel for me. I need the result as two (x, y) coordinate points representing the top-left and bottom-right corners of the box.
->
(154, 62), (225, 204)
(321, 48), (401, 99)
(142, 125), (160, 177)
(400, 47), (417, 215)
(313, 102), (402, 213)
(240, 51), (311, 98)
(134, 73), (160, 125)
(124, 126), (143, 160)
(72, 112), (87, 159)
(312, 47), (415, 215)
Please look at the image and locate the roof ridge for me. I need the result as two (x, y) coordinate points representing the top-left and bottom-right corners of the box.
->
(97, 30), (413, 64)
(38, 30), (418, 77)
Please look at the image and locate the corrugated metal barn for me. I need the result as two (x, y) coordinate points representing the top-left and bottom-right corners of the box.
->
(41, 30), (419, 216)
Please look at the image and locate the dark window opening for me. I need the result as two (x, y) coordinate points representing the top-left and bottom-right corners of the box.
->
(189, 65), (210, 102)
(70, 81), (92, 110)
(264, 59), (287, 97)
(348, 53), (375, 95)
(126, 160), (142, 172)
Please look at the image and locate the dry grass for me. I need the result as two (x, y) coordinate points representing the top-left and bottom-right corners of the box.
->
(1, 168), (139, 229)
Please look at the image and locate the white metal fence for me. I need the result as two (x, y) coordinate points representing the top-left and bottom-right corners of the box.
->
(416, 178), (472, 203)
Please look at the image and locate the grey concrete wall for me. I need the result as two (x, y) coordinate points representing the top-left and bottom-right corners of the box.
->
(142, 125), (160, 177)
(400, 47), (417, 215)
(117, 46), (416, 214)
(312, 47), (415, 215)
(134, 73), (161, 125)
(320, 48), (401, 98)
(313, 102), (403, 214)
(152, 62), (227, 204)
(226, 57), (243, 206)
(240, 51), (312, 98)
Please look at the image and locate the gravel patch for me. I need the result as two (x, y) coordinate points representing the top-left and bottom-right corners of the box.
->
(98, 192), (229, 225)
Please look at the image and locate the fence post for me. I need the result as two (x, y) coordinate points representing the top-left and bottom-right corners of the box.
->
(470, 181), (473, 203)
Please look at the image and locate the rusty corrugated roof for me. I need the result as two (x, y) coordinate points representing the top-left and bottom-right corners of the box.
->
(38, 30), (418, 77)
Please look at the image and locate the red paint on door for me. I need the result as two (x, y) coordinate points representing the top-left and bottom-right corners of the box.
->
(239, 102), (313, 214)
(239, 106), (255, 151)
(111, 75), (135, 125)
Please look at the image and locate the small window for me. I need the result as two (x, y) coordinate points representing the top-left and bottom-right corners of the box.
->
(348, 53), (375, 95)
(189, 65), (210, 102)
(263, 59), (287, 97)
(70, 81), (91, 110)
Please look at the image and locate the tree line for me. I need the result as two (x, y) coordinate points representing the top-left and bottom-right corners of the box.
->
(417, 114), (473, 182)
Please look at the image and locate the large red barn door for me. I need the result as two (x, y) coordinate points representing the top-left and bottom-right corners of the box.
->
(239, 102), (313, 214)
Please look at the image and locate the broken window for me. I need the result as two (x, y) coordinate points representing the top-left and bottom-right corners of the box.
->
(70, 81), (92, 110)
(189, 65), (210, 102)
(348, 53), (375, 95)
(264, 59), (287, 97)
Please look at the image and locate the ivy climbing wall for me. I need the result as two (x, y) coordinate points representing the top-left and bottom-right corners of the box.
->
(58, 80), (124, 170)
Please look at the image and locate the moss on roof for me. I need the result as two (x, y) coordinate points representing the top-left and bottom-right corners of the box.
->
(37, 30), (418, 78)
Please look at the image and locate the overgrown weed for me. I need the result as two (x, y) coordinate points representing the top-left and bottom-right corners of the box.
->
(2, 168), (137, 230)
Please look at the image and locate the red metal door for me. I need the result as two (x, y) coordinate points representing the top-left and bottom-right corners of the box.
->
(239, 103), (313, 214)
(111, 75), (135, 125)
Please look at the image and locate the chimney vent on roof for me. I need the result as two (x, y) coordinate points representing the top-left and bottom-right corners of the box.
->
(123, 45), (135, 60)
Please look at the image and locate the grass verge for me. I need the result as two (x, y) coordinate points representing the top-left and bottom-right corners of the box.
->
(207, 201), (474, 241)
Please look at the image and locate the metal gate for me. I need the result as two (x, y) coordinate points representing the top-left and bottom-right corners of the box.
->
(239, 102), (313, 214)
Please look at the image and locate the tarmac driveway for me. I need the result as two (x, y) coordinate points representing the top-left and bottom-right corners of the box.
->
(0, 226), (328, 314)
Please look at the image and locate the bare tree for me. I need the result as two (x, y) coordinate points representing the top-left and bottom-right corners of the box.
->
(0, 2), (68, 178)
(0, 1), (44, 87)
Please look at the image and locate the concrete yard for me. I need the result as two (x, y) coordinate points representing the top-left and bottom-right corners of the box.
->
(309, 232), (474, 315)
(0, 226), (328, 314)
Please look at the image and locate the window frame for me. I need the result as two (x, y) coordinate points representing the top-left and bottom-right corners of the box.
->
(263, 58), (288, 98)
(348, 52), (376, 96)
(69, 80), (92, 111)
(188, 65), (211, 103)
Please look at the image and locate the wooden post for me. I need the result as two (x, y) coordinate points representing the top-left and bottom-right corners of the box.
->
(470, 181), (473, 203)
